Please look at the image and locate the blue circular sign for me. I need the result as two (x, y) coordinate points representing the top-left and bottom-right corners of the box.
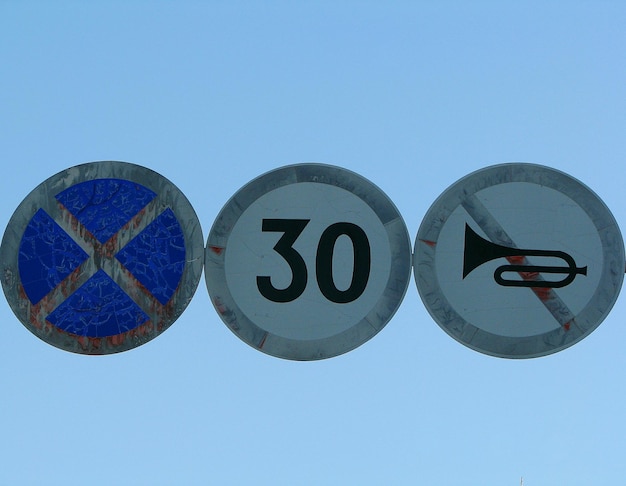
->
(1, 161), (204, 354)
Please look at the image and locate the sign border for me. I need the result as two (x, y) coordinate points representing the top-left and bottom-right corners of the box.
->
(414, 163), (625, 358)
(205, 163), (412, 360)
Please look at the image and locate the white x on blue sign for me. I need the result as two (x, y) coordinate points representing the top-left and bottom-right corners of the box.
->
(0, 161), (204, 354)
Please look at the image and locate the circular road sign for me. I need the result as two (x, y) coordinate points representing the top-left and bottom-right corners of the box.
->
(415, 163), (625, 358)
(1, 161), (204, 354)
(205, 164), (412, 360)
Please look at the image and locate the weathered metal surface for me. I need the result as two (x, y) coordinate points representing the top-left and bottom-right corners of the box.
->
(205, 163), (412, 360)
(414, 163), (625, 358)
(1, 161), (203, 354)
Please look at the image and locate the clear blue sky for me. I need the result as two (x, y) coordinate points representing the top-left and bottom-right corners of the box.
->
(1, 2), (625, 485)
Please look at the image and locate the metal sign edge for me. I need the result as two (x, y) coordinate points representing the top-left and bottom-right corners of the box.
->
(205, 163), (412, 360)
(413, 162), (625, 359)
(0, 160), (205, 355)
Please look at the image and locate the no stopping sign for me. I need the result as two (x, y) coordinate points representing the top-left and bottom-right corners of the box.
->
(0, 161), (204, 354)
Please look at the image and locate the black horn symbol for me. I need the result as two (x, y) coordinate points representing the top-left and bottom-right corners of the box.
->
(462, 224), (587, 288)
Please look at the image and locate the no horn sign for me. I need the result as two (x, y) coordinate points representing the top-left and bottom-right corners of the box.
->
(415, 164), (624, 358)
(1, 161), (624, 359)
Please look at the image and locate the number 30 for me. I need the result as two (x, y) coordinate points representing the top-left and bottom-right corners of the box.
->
(256, 218), (371, 304)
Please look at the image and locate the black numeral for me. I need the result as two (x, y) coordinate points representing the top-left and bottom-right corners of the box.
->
(257, 219), (371, 304)
(316, 222), (371, 303)
(256, 219), (310, 303)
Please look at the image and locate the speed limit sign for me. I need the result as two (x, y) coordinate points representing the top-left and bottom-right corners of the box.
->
(205, 164), (412, 360)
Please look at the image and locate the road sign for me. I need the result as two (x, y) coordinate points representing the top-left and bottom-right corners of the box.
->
(414, 163), (625, 358)
(205, 164), (412, 360)
(1, 161), (204, 354)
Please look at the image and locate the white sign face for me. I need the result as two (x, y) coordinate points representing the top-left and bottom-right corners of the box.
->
(205, 164), (412, 360)
(414, 163), (625, 358)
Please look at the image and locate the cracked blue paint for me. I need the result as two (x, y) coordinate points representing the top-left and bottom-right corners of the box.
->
(115, 208), (185, 305)
(47, 270), (150, 337)
(55, 178), (156, 243)
(18, 177), (186, 337)
(18, 209), (89, 305)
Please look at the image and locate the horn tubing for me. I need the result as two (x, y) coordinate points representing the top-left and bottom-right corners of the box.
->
(495, 264), (588, 288)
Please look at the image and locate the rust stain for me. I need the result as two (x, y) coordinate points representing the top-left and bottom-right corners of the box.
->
(29, 301), (45, 331)
(531, 287), (551, 301)
(209, 246), (224, 255)
(28, 311), (42, 330)
(505, 255), (548, 295)
(77, 336), (90, 351)
(57, 267), (84, 298)
(108, 333), (125, 347)
(213, 297), (228, 315)
(126, 321), (154, 339)
(102, 234), (118, 258)
(507, 255), (525, 265)
(133, 206), (147, 228)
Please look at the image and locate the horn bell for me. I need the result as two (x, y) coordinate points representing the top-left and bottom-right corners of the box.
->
(462, 224), (514, 279)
